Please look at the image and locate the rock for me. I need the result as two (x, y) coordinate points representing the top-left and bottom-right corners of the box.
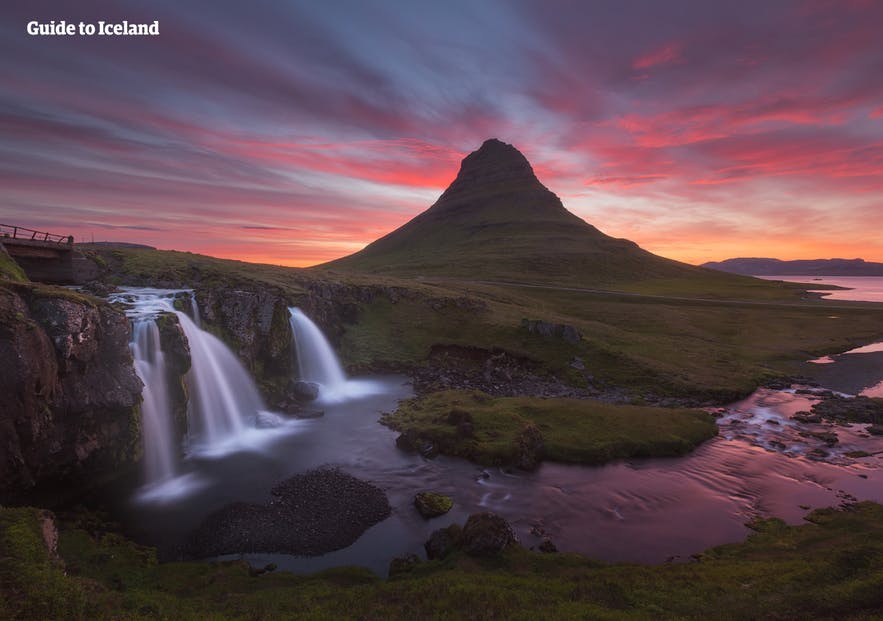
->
(291, 380), (320, 402)
(514, 422), (544, 470)
(798, 430), (839, 446)
(791, 411), (822, 424)
(424, 524), (461, 560)
(460, 512), (517, 557)
(388, 554), (421, 576)
(255, 411), (284, 428)
(868, 424), (883, 436)
(537, 538), (558, 554)
(807, 448), (829, 461)
(521, 319), (581, 344)
(187, 467), (391, 558)
(414, 492), (454, 519)
(0, 285), (142, 501)
(294, 408), (325, 419)
(570, 356), (586, 370)
(811, 396), (883, 424)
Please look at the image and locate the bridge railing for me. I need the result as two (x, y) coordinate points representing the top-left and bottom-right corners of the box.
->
(0, 224), (73, 245)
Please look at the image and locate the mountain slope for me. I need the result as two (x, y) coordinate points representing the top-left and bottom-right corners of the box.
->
(704, 257), (883, 276)
(319, 139), (762, 293)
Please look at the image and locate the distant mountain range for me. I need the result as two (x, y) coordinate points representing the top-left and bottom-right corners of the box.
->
(702, 258), (883, 276)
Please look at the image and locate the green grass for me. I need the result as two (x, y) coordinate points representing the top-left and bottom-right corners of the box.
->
(87, 246), (883, 403)
(0, 243), (27, 282)
(382, 390), (718, 466)
(4, 503), (883, 619)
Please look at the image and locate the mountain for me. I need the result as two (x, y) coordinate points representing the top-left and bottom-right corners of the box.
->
(319, 139), (724, 289)
(703, 258), (883, 277)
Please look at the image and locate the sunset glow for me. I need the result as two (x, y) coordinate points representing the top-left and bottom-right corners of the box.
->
(2, 1), (882, 266)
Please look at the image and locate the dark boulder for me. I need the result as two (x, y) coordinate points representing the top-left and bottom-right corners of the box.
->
(424, 524), (462, 560)
(460, 512), (518, 557)
(291, 380), (320, 402)
(388, 554), (421, 576)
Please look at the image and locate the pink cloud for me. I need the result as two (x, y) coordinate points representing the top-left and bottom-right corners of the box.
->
(632, 42), (684, 70)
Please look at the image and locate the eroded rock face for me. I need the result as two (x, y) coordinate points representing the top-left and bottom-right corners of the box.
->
(0, 284), (142, 501)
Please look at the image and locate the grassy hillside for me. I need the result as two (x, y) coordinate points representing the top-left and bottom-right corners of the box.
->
(87, 246), (883, 402)
(4, 503), (883, 620)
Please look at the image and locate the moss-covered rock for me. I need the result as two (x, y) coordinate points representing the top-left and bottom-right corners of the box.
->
(414, 492), (454, 519)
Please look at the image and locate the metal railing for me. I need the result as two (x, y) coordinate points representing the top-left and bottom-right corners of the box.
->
(0, 223), (73, 245)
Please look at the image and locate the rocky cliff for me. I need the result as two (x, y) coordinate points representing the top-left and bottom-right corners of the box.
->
(0, 283), (143, 502)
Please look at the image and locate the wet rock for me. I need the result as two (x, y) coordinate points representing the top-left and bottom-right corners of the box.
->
(811, 396), (883, 424)
(414, 492), (454, 519)
(868, 424), (883, 436)
(799, 430), (839, 446)
(807, 448), (829, 461)
(294, 408), (325, 419)
(460, 512), (518, 557)
(291, 380), (320, 402)
(424, 524), (461, 560)
(792, 411), (822, 424)
(570, 356), (585, 370)
(388, 554), (421, 576)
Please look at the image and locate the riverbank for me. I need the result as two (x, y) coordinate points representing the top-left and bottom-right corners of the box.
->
(4, 501), (883, 620)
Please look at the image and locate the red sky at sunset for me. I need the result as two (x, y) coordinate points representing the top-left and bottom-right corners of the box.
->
(2, 0), (882, 268)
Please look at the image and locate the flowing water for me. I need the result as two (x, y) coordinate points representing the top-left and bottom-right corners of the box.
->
(106, 284), (883, 576)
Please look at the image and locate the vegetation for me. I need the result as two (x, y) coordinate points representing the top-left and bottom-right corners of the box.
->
(0, 244), (27, 282)
(382, 390), (718, 466)
(84, 246), (883, 403)
(3, 502), (883, 620)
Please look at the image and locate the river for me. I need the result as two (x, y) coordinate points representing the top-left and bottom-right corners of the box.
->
(106, 280), (883, 576)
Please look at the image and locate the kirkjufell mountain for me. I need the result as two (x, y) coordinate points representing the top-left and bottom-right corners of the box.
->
(320, 139), (733, 288)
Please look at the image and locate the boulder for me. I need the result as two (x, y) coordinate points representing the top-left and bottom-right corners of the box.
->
(514, 422), (544, 470)
(460, 512), (517, 557)
(414, 492), (454, 519)
(291, 380), (320, 402)
(424, 524), (461, 560)
(388, 554), (420, 576)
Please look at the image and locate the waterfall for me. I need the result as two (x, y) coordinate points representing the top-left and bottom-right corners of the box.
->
(174, 310), (266, 448)
(288, 307), (383, 403)
(131, 319), (176, 483)
(190, 293), (201, 328)
(289, 308), (348, 392)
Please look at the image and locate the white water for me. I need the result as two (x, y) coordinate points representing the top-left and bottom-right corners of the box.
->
(110, 287), (287, 501)
(288, 307), (383, 404)
(131, 319), (176, 483)
(176, 310), (265, 451)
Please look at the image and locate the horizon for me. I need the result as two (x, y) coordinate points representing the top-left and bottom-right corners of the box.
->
(2, 1), (883, 267)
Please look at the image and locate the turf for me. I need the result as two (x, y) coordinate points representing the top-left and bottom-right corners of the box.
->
(381, 389), (718, 466)
(4, 502), (883, 620)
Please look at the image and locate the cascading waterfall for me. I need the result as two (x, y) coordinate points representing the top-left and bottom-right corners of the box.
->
(289, 308), (348, 392)
(175, 310), (266, 448)
(130, 318), (176, 483)
(288, 307), (383, 403)
(112, 287), (271, 485)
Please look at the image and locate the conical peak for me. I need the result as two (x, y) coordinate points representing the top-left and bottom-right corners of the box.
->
(458, 138), (535, 179)
(438, 138), (542, 205)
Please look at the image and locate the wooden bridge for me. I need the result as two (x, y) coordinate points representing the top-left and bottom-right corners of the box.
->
(1, 224), (95, 284)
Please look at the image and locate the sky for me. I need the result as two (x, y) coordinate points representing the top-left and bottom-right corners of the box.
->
(1, 0), (882, 267)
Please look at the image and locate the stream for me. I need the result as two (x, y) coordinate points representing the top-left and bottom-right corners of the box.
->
(104, 284), (883, 576)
